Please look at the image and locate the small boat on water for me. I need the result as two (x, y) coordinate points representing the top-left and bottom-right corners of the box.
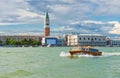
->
(69, 46), (102, 56)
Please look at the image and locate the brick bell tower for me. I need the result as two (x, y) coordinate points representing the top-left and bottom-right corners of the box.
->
(44, 10), (50, 36)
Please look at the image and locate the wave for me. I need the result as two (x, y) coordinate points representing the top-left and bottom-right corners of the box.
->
(60, 51), (71, 57)
(102, 52), (120, 57)
(60, 51), (120, 57)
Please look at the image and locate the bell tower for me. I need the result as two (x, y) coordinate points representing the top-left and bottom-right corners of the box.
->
(44, 10), (50, 36)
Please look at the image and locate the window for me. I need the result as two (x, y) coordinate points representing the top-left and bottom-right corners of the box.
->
(84, 37), (85, 40)
(88, 38), (90, 40)
(91, 38), (93, 41)
(95, 38), (97, 40)
(79, 38), (81, 40)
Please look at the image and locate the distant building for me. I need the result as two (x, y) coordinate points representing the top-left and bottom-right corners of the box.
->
(44, 10), (50, 36)
(62, 34), (68, 46)
(42, 36), (63, 46)
(107, 39), (120, 47)
(67, 34), (106, 46)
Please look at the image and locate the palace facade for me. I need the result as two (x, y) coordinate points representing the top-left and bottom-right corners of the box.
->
(67, 34), (106, 46)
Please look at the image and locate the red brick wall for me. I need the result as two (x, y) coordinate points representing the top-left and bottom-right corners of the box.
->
(44, 27), (50, 36)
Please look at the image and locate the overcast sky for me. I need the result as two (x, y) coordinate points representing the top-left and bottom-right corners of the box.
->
(0, 0), (120, 38)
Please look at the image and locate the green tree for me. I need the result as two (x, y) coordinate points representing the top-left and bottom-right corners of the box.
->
(6, 38), (15, 45)
(15, 41), (22, 46)
(5, 38), (41, 47)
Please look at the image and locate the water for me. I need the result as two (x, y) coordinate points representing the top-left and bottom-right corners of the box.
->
(0, 47), (120, 78)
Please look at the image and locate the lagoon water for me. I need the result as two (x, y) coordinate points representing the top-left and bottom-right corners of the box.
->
(0, 47), (120, 78)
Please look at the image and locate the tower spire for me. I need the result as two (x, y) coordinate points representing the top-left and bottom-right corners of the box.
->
(44, 8), (50, 27)
(44, 9), (50, 36)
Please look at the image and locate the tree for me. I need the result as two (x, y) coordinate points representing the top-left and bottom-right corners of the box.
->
(5, 38), (15, 45)
(5, 38), (41, 47)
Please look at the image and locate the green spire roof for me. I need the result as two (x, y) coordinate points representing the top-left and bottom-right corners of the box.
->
(45, 10), (50, 26)
(46, 10), (49, 19)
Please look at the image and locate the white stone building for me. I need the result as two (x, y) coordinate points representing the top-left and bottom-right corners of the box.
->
(67, 34), (106, 46)
(109, 39), (120, 47)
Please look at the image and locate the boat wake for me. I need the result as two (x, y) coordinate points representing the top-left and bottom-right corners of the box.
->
(60, 51), (120, 57)
(60, 51), (71, 57)
(102, 52), (120, 57)
(60, 51), (95, 57)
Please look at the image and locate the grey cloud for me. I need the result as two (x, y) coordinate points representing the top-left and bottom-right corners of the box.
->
(0, 0), (120, 37)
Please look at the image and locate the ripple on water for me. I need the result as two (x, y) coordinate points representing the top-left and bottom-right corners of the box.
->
(0, 69), (32, 78)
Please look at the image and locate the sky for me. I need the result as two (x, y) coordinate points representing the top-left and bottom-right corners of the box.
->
(0, 0), (120, 38)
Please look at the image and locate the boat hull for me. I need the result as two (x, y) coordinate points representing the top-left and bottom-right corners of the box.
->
(69, 50), (102, 56)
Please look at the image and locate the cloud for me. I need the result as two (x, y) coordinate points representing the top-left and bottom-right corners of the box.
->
(0, 0), (43, 23)
(70, 21), (80, 25)
(52, 20), (120, 36)
(83, 20), (105, 24)
(17, 9), (43, 19)
(0, 23), (26, 26)
(49, 5), (70, 15)
(87, 0), (120, 16)
(108, 21), (119, 24)
(17, 9), (44, 23)
(0, 0), (120, 38)
(53, 25), (74, 31)
(1, 0), (120, 24)
(17, 32), (41, 36)
(109, 22), (120, 34)
(0, 32), (42, 36)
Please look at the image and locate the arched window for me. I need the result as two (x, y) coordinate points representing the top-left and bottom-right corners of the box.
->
(79, 38), (81, 40)
(84, 37), (85, 40)
(95, 38), (97, 40)
(91, 38), (93, 41)
(88, 38), (90, 40)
